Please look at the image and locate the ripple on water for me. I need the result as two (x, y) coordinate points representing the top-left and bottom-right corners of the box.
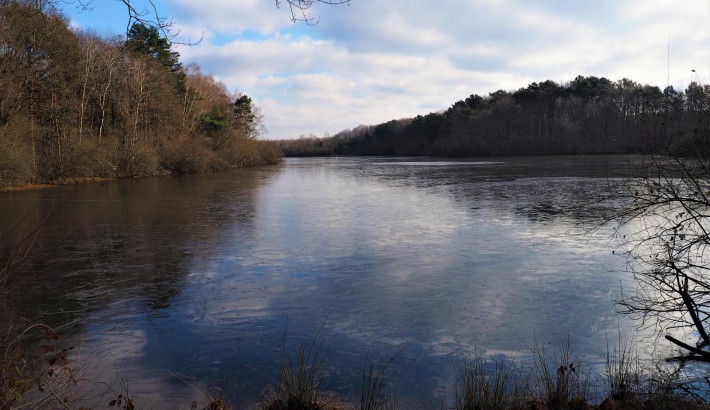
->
(0, 155), (661, 405)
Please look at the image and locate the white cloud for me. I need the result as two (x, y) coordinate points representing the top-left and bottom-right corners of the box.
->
(169, 0), (293, 35)
(162, 0), (710, 139)
(68, 18), (82, 30)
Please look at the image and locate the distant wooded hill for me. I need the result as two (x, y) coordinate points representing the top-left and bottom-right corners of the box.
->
(277, 76), (709, 157)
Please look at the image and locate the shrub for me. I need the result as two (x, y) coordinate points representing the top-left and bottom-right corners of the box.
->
(160, 139), (227, 175)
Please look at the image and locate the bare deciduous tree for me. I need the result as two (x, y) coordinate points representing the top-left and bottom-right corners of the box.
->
(614, 136), (710, 360)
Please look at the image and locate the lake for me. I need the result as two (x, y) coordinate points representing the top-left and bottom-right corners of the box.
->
(0, 155), (662, 407)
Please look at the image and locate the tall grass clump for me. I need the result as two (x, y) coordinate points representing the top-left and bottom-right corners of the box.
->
(604, 336), (642, 402)
(260, 328), (330, 410)
(529, 338), (591, 409)
(448, 337), (710, 410)
(359, 355), (398, 410)
(452, 340), (593, 410)
(454, 352), (528, 410)
(599, 335), (705, 409)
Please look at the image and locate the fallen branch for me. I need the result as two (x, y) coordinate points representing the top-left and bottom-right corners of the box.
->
(665, 335), (710, 360)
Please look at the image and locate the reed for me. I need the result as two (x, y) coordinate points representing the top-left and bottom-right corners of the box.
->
(260, 326), (330, 410)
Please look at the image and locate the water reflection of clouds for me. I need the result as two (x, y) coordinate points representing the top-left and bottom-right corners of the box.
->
(182, 160), (641, 374)
(59, 157), (662, 405)
(77, 325), (215, 408)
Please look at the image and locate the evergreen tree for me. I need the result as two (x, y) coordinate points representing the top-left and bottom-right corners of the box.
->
(125, 23), (181, 74)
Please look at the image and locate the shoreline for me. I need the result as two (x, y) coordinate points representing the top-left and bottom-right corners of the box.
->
(0, 176), (117, 192)
(0, 158), (283, 193)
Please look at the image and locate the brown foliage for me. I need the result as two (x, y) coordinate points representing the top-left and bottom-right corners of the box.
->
(0, 2), (279, 187)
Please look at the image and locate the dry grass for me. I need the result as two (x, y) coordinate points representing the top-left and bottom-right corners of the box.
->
(604, 336), (642, 401)
(2, 325), (710, 409)
(259, 327), (331, 410)
(0, 320), (83, 409)
(454, 352), (528, 410)
(529, 338), (592, 409)
(359, 355), (397, 410)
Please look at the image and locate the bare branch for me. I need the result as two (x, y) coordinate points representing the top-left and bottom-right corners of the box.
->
(666, 335), (710, 361)
(275, 0), (350, 24)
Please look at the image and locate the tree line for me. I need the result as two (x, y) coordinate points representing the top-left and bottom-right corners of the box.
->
(277, 76), (710, 157)
(0, 1), (280, 187)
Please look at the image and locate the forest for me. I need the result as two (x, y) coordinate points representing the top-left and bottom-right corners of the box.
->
(277, 76), (710, 158)
(0, 1), (281, 188)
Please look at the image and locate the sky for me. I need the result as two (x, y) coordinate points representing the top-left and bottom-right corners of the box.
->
(65, 0), (710, 140)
